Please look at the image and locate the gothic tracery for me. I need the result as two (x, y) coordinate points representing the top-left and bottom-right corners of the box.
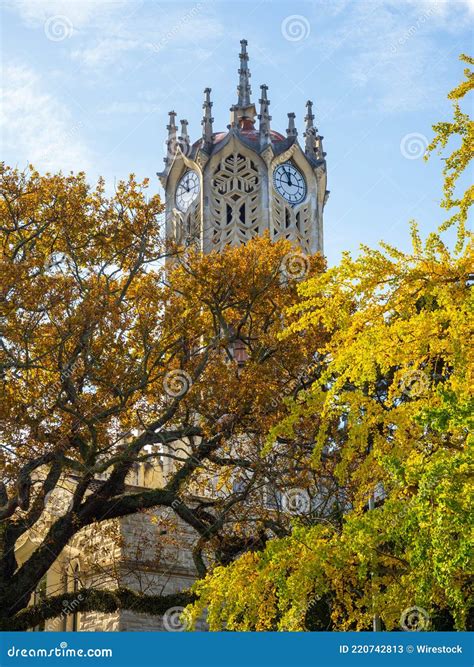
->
(209, 152), (261, 249)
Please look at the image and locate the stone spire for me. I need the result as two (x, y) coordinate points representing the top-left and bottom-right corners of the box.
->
(164, 110), (178, 163)
(237, 39), (251, 108)
(304, 100), (317, 159)
(258, 84), (272, 148)
(179, 118), (190, 155)
(201, 88), (214, 148)
(286, 112), (297, 138)
(232, 39), (257, 126)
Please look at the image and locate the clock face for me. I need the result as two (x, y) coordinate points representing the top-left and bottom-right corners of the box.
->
(273, 163), (306, 206)
(176, 170), (200, 212)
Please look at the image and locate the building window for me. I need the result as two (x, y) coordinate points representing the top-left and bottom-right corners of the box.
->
(32, 576), (47, 632)
(264, 485), (283, 510)
(72, 564), (80, 632)
(232, 338), (248, 366)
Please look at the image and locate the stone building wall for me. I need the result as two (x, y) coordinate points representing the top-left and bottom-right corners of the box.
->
(79, 612), (121, 632)
(40, 495), (201, 632)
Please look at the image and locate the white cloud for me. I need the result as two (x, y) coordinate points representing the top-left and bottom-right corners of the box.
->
(5, 0), (131, 29)
(6, 0), (224, 76)
(98, 100), (161, 114)
(0, 64), (91, 172)
(313, 0), (469, 114)
(407, 0), (474, 17)
(70, 12), (224, 72)
(71, 37), (142, 68)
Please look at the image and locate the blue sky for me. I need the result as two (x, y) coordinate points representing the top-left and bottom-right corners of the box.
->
(1, 0), (472, 265)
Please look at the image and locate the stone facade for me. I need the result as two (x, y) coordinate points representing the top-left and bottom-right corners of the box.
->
(18, 458), (201, 633)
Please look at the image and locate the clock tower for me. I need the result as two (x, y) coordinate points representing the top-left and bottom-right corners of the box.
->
(158, 39), (329, 256)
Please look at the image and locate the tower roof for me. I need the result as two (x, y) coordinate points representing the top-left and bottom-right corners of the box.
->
(160, 39), (326, 171)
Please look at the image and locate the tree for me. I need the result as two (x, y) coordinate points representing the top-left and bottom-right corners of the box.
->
(187, 57), (473, 632)
(426, 53), (473, 247)
(0, 164), (325, 630)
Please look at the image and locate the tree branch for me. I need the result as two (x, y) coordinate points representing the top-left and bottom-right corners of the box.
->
(3, 587), (196, 631)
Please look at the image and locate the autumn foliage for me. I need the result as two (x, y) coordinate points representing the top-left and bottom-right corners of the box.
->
(187, 55), (473, 632)
(1, 55), (472, 633)
(0, 165), (325, 629)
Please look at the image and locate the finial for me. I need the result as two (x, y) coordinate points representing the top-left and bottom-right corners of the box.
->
(202, 87), (214, 147)
(258, 84), (272, 148)
(164, 110), (178, 164)
(315, 135), (326, 160)
(304, 100), (317, 158)
(305, 100), (315, 131)
(286, 112), (297, 138)
(228, 105), (239, 130)
(237, 38), (252, 108)
(179, 119), (190, 155)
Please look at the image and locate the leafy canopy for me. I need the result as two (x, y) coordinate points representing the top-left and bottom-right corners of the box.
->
(187, 55), (473, 632)
(1, 163), (327, 629)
